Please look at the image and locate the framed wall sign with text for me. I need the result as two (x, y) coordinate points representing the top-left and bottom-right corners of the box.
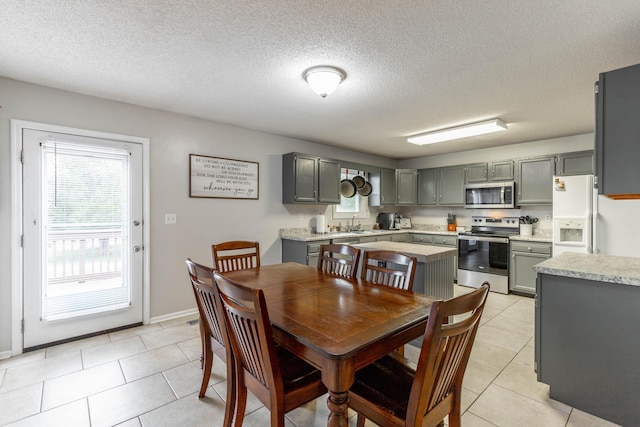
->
(189, 154), (259, 199)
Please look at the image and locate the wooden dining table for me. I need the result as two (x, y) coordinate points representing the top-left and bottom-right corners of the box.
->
(222, 262), (437, 427)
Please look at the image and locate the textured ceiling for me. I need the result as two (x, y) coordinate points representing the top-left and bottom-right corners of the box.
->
(2, 1), (640, 159)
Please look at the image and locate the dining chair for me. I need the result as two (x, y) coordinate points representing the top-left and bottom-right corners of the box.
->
(360, 250), (417, 291)
(348, 282), (490, 427)
(213, 271), (327, 427)
(211, 240), (260, 273)
(317, 243), (361, 279)
(185, 259), (229, 400)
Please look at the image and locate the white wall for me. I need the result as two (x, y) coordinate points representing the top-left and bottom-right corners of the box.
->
(0, 77), (395, 354)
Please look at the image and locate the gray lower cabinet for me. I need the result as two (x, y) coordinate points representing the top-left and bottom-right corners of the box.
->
(282, 153), (340, 204)
(517, 156), (555, 205)
(332, 236), (360, 245)
(282, 239), (330, 266)
(555, 150), (593, 176)
(390, 233), (408, 242)
(536, 273), (640, 426)
(509, 241), (551, 295)
(358, 234), (392, 243)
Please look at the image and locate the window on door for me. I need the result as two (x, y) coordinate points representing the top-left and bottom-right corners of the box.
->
(41, 141), (131, 320)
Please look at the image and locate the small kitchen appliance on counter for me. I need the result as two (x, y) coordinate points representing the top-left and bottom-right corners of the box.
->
(377, 213), (400, 230)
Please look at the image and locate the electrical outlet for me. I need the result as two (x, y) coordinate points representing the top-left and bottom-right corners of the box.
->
(545, 214), (551, 221)
(299, 213), (304, 221)
(165, 213), (177, 224)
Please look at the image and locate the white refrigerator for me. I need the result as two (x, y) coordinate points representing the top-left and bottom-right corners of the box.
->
(552, 175), (593, 255)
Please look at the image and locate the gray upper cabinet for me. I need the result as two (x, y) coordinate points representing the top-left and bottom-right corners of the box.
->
(465, 161), (514, 183)
(282, 153), (340, 204)
(465, 163), (488, 183)
(396, 169), (418, 205)
(556, 150), (594, 176)
(596, 63), (640, 196)
(317, 158), (341, 203)
(418, 166), (464, 206)
(491, 160), (515, 181)
(517, 155), (555, 205)
(438, 166), (465, 206)
(417, 168), (438, 205)
(369, 168), (397, 206)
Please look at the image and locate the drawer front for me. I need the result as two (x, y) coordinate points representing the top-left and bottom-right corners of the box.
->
(511, 241), (552, 255)
(331, 237), (359, 245)
(306, 240), (330, 253)
(431, 235), (458, 246)
(412, 234), (434, 244)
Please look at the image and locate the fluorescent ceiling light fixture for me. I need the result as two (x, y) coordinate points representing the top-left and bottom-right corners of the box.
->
(407, 119), (508, 145)
(303, 66), (345, 98)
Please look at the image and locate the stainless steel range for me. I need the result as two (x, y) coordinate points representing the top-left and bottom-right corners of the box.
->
(457, 216), (520, 294)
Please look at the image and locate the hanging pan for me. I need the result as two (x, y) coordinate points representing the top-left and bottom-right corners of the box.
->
(352, 170), (366, 190)
(358, 180), (372, 196)
(340, 169), (357, 198)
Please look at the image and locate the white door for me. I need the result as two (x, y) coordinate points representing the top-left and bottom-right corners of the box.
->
(22, 128), (144, 348)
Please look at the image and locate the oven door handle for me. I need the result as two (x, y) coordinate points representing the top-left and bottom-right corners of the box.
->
(458, 235), (509, 244)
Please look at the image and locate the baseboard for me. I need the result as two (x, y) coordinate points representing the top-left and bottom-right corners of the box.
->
(149, 308), (198, 324)
(0, 350), (14, 361)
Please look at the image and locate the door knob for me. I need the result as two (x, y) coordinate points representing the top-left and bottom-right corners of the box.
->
(133, 220), (140, 226)
(133, 245), (141, 253)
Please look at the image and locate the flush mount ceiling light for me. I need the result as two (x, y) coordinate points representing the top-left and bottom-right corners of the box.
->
(303, 66), (345, 98)
(407, 119), (508, 145)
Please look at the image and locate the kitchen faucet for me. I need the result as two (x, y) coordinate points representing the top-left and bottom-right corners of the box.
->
(351, 215), (361, 231)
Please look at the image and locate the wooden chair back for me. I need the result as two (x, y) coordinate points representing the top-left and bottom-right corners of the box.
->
(361, 250), (417, 291)
(350, 283), (490, 427)
(317, 243), (361, 279)
(211, 240), (260, 273)
(213, 271), (326, 426)
(185, 259), (227, 399)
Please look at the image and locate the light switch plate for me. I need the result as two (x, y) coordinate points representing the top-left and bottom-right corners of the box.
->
(165, 213), (177, 224)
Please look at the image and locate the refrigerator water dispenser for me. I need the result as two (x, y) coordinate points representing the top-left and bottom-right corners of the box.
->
(554, 218), (587, 245)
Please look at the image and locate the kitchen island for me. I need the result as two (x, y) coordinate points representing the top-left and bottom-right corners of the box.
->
(352, 241), (456, 300)
(533, 252), (640, 426)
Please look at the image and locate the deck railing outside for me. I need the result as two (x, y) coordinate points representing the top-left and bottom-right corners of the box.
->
(47, 226), (124, 286)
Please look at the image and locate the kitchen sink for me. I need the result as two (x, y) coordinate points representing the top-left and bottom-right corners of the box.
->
(351, 230), (386, 234)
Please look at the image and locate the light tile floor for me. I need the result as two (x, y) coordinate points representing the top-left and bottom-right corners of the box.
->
(0, 285), (622, 427)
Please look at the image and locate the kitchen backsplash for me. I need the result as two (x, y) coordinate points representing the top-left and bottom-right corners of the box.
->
(287, 204), (552, 234)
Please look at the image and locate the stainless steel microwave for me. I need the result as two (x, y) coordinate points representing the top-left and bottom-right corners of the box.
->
(464, 181), (516, 209)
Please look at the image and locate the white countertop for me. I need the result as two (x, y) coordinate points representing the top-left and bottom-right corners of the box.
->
(533, 252), (640, 286)
(351, 241), (457, 264)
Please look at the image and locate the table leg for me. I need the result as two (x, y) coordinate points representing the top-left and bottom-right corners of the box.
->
(326, 391), (349, 427)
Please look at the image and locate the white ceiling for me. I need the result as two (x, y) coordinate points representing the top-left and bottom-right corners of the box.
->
(2, 1), (640, 159)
